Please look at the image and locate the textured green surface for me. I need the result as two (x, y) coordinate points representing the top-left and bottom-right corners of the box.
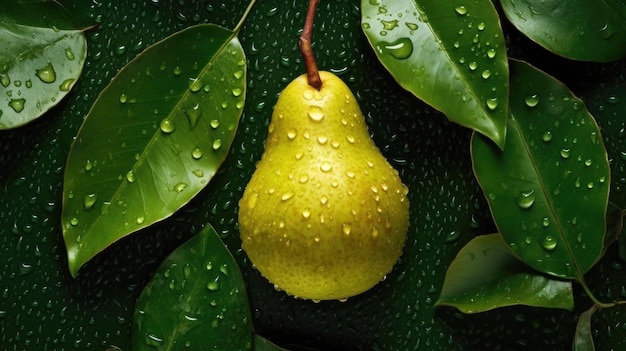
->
(1, 1), (626, 350)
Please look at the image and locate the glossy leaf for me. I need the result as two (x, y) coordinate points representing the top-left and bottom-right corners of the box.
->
(361, 0), (509, 148)
(0, 1), (87, 129)
(62, 24), (246, 277)
(573, 306), (597, 351)
(500, 0), (626, 62)
(436, 234), (574, 313)
(471, 59), (610, 279)
(131, 224), (253, 351)
(254, 335), (291, 351)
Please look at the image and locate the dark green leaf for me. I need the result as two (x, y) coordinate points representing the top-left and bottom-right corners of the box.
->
(361, 0), (509, 148)
(500, 0), (626, 62)
(131, 224), (253, 351)
(471, 59), (610, 279)
(573, 306), (597, 351)
(62, 24), (246, 276)
(436, 234), (574, 313)
(0, 1), (87, 129)
(254, 335), (291, 351)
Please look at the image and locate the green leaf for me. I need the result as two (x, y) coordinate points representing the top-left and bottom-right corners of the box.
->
(573, 306), (597, 351)
(435, 234), (574, 313)
(361, 0), (509, 148)
(62, 24), (246, 277)
(471, 59), (610, 279)
(131, 224), (253, 351)
(0, 1), (87, 129)
(254, 335), (291, 351)
(500, 0), (626, 62)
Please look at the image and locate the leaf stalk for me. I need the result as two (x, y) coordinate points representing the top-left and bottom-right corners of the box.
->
(233, 0), (259, 34)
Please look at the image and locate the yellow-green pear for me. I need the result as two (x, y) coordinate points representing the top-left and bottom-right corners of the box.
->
(238, 71), (409, 300)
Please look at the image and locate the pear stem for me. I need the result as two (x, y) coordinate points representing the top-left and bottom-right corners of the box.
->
(299, 0), (322, 90)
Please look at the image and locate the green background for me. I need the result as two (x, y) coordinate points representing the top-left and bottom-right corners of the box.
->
(1, 0), (626, 350)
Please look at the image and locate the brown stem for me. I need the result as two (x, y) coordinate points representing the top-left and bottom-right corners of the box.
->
(299, 0), (322, 90)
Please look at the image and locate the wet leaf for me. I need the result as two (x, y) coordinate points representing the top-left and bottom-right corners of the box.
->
(62, 24), (246, 277)
(471, 59), (610, 279)
(500, 0), (626, 62)
(436, 234), (574, 313)
(131, 224), (253, 351)
(254, 335), (291, 351)
(573, 306), (597, 351)
(0, 1), (87, 129)
(361, 0), (508, 148)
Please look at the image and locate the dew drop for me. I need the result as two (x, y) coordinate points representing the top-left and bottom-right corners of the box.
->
(173, 66), (182, 75)
(281, 191), (295, 201)
(247, 193), (258, 209)
(320, 161), (333, 172)
(487, 48), (497, 59)
(174, 182), (187, 192)
(210, 119), (220, 129)
(516, 190), (535, 209)
(486, 97), (499, 110)
(232, 88), (242, 97)
(455, 6), (468, 15)
(207, 280), (220, 291)
(160, 119), (175, 133)
(317, 135), (328, 145)
(375, 38), (413, 60)
(212, 139), (222, 150)
(405, 22), (418, 30)
(481, 70), (491, 79)
(308, 106), (324, 121)
(542, 131), (553, 142)
(191, 147), (203, 159)
(525, 94), (540, 107)
(126, 171), (136, 183)
(560, 148), (571, 159)
(70, 217), (79, 226)
(287, 128), (297, 140)
(8, 98), (25, 113)
(65, 47), (75, 60)
(188, 78), (203, 92)
(542, 236), (557, 251)
(36, 62), (56, 83)
(302, 208), (311, 219)
(83, 193), (98, 210)
(233, 70), (244, 79)
(119, 93), (128, 104)
(468, 61), (478, 71)
(0, 74), (10, 87)
(59, 78), (75, 91)
(136, 216), (145, 225)
(342, 224), (351, 235)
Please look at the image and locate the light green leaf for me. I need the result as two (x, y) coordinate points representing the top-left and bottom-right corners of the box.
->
(500, 0), (626, 62)
(471, 59), (610, 279)
(573, 306), (597, 351)
(131, 225), (253, 351)
(361, 0), (509, 148)
(436, 234), (574, 313)
(0, 1), (87, 129)
(62, 24), (246, 277)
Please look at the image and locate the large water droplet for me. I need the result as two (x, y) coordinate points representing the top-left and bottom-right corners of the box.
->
(8, 98), (25, 113)
(83, 193), (98, 210)
(516, 190), (535, 209)
(65, 47), (75, 60)
(160, 119), (175, 133)
(375, 38), (413, 60)
(191, 147), (203, 159)
(525, 94), (540, 107)
(188, 78), (203, 92)
(308, 106), (324, 121)
(320, 161), (333, 172)
(542, 236), (557, 251)
(454, 5), (468, 15)
(486, 97), (499, 110)
(36, 62), (56, 83)
(59, 78), (75, 91)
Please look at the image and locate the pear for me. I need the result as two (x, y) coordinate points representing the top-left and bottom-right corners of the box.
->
(238, 71), (409, 300)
